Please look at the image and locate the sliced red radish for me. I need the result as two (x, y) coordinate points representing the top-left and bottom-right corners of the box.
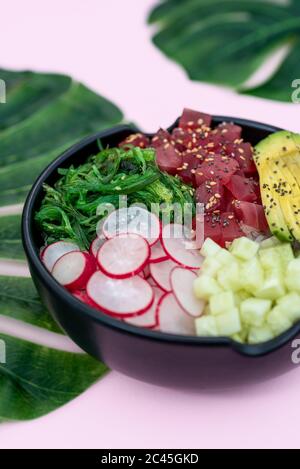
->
(143, 264), (151, 279)
(73, 290), (98, 307)
(161, 224), (204, 269)
(90, 236), (106, 258)
(149, 259), (178, 292)
(52, 251), (96, 291)
(157, 292), (196, 335)
(97, 234), (150, 279)
(149, 240), (168, 263)
(170, 267), (205, 317)
(87, 271), (154, 317)
(102, 207), (160, 246)
(41, 241), (79, 272)
(124, 287), (163, 329)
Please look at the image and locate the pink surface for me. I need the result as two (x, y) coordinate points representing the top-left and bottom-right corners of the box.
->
(0, 0), (300, 449)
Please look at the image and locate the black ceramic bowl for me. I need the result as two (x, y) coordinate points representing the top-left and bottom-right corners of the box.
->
(22, 116), (300, 390)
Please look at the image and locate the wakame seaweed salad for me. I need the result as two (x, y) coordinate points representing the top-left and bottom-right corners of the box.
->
(35, 146), (195, 249)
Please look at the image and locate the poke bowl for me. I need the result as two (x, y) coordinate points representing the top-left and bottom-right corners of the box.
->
(22, 110), (300, 389)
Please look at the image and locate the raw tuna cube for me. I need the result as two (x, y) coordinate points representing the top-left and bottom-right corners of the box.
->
(196, 180), (225, 213)
(220, 212), (243, 245)
(151, 129), (172, 148)
(155, 144), (183, 175)
(225, 175), (257, 202)
(225, 142), (256, 174)
(119, 133), (150, 149)
(195, 154), (239, 186)
(233, 201), (269, 233)
(179, 108), (212, 130)
(203, 213), (223, 245)
(213, 122), (242, 142)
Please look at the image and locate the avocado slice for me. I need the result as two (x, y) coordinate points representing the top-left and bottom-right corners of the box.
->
(255, 131), (300, 242)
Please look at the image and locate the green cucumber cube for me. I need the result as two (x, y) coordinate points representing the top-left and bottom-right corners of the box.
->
(277, 292), (300, 323)
(193, 275), (221, 300)
(234, 290), (251, 307)
(195, 316), (218, 337)
(285, 259), (300, 293)
(240, 257), (264, 294)
(200, 238), (221, 258)
(259, 237), (281, 249)
(267, 306), (292, 335)
(258, 248), (281, 272)
(248, 326), (274, 344)
(215, 248), (235, 266)
(201, 257), (221, 278)
(255, 271), (285, 300)
(215, 307), (241, 336)
(209, 291), (235, 316)
(230, 237), (259, 261)
(217, 261), (241, 292)
(240, 298), (272, 327)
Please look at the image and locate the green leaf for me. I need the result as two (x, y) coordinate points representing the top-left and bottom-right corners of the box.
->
(0, 276), (61, 333)
(0, 215), (24, 260)
(0, 70), (71, 129)
(0, 143), (74, 206)
(148, 0), (300, 101)
(0, 333), (107, 421)
(0, 82), (123, 167)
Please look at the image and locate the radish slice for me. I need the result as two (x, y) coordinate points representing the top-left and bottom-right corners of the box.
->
(87, 271), (154, 317)
(52, 251), (96, 291)
(143, 264), (151, 279)
(97, 234), (150, 279)
(157, 292), (196, 335)
(149, 259), (178, 292)
(161, 224), (204, 269)
(102, 207), (160, 246)
(73, 290), (98, 307)
(170, 267), (205, 317)
(41, 241), (79, 272)
(124, 287), (163, 329)
(149, 240), (168, 263)
(90, 236), (106, 258)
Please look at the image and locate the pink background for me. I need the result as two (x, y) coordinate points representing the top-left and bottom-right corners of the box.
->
(0, 0), (300, 449)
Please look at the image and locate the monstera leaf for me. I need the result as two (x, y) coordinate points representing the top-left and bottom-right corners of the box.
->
(148, 0), (300, 102)
(0, 68), (124, 420)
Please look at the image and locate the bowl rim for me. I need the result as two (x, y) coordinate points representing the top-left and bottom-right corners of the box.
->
(22, 115), (300, 358)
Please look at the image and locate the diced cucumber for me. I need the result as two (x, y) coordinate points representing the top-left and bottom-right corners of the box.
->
(209, 291), (235, 316)
(193, 275), (221, 300)
(285, 259), (300, 293)
(240, 257), (264, 294)
(234, 290), (251, 307)
(230, 237), (259, 261)
(217, 261), (241, 292)
(215, 308), (241, 336)
(267, 306), (292, 335)
(259, 244), (294, 272)
(277, 292), (300, 323)
(256, 271), (285, 300)
(215, 248), (235, 266)
(248, 326), (274, 344)
(258, 248), (281, 272)
(240, 298), (271, 327)
(201, 257), (221, 278)
(259, 237), (281, 249)
(195, 316), (218, 337)
(200, 238), (221, 258)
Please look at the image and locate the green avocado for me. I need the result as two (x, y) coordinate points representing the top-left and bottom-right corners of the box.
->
(254, 131), (300, 242)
